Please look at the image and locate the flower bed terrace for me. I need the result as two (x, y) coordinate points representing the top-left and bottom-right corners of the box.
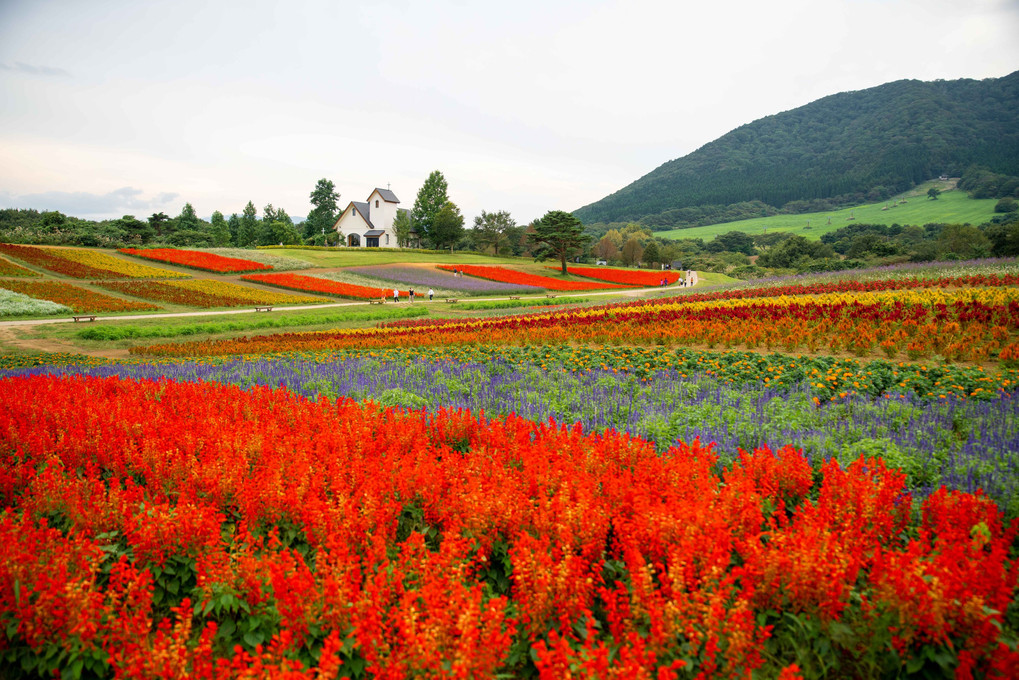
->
(0, 279), (158, 313)
(130, 287), (1019, 362)
(438, 264), (629, 291)
(95, 279), (323, 308)
(241, 272), (407, 300)
(119, 248), (272, 273)
(348, 265), (542, 295)
(558, 265), (682, 286)
(0, 256), (39, 277)
(0, 243), (187, 279)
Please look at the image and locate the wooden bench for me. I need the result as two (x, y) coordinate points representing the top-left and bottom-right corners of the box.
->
(368, 299), (385, 305)
(445, 298), (459, 303)
(72, 315), (96, 322)
(546, 294), (558, 299)
(509, 296), (520, 300)
(255, 306), (273, 312)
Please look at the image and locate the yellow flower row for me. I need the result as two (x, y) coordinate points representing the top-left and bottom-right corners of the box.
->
(161, 280), (321, 304)
(56, 247), (189, 279)
(616, 286), (1019, 316)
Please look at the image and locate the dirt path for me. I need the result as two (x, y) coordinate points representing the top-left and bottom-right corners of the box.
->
(0, 326), (131, 359)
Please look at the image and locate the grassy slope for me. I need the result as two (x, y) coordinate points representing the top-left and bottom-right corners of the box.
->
(658, 185), (998, 242)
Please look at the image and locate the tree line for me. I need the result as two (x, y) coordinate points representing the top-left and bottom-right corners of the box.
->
(0, 172), (568, 261)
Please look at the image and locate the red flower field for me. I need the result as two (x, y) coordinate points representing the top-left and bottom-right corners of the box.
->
(438, 264), (629, 291)
(242, 272), (407, 299)
(556, 266), (682, 286)
(120, 248), (272, 274)
(1, 374), (1016, 678)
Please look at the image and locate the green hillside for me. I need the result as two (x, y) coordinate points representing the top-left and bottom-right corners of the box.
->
(658, 184), (999, 242)
(575, 71), (1019, 227)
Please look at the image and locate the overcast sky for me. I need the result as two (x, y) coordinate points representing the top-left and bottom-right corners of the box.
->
(1, 0), (1017, 225)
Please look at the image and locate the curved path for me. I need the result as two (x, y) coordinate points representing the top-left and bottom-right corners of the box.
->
(0, 279), (700, 329)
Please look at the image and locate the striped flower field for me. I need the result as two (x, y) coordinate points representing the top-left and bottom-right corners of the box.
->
(2, 256), (1019, 678)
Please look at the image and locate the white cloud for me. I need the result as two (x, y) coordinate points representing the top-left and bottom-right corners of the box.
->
(0, 61), (71, 77)
(0, 187), (179, 218)
(0, 0), (1017, 223)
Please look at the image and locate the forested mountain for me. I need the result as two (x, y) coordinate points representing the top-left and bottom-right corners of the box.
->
(574, 71), (1019, 227)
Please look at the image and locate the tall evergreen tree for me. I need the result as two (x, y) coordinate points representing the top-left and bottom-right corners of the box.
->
(411, 171), (449, 245)
(148, 212), (170, 239)
(177, 203), (200, 232)
(210, 211), (230, 246)
(305, 178), (340, 239)
(238, 202), (258, 247)
(528, 210), (590, 274)
(227, 213), (241, 245)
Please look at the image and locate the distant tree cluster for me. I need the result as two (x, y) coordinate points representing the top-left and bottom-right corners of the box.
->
(0, 178), (346, 249)
(571, 207), (1019, 280)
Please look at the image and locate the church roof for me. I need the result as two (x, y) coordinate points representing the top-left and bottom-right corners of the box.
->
(351, 202), (374, 229)
(364, 229), (386, 236)
(373, 188), (399, 203)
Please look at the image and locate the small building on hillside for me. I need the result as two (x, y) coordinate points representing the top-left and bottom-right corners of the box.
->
(332, 187), (420, 248)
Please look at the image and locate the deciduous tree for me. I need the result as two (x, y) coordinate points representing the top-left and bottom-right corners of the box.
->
(593, 235), (619, 261)
(431, 201), (464, 252)
(473, 209), (516, 254)
(621, 237), (643, 266)
(393, 210), (413, 248)
(642, 240), (661, 267)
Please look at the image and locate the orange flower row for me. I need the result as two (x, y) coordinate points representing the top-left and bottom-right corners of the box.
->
(0, 279), (158, 313)
(131, 295), (1018, 363)
(0, 255), (39, 277)
(242, 272), (407, 299)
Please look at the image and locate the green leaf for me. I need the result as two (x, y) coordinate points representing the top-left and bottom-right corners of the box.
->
(218, 618), (236, 639)
(243, 630), (263, 648)
(62, 658), (84, 680)
(906, 654), (925, 674)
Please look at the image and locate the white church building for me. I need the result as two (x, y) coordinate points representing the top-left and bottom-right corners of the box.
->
(332, 187), (419, 248)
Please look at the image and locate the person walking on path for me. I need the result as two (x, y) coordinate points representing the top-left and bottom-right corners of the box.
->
(428, 288), (434, 301)
(409, 287), (415, 302)
(393, 288), (399, 303)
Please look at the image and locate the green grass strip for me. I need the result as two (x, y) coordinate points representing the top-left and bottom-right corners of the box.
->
(450, 297), (590, 311)
(77, 306), (428, 341)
